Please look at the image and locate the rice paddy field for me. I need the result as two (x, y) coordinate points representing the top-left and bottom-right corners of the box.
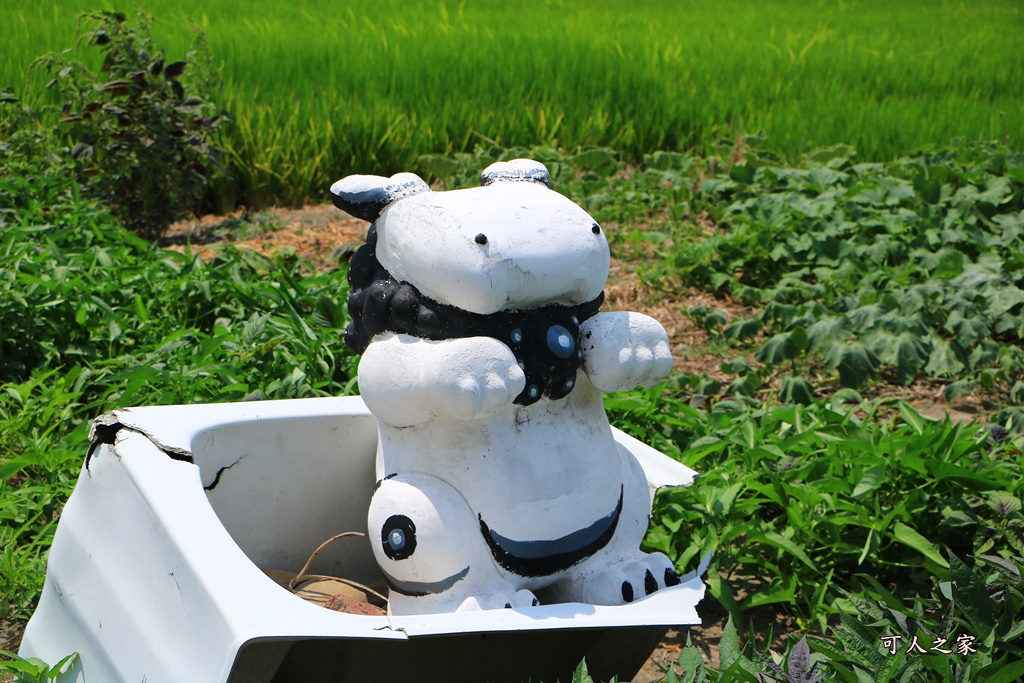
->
(4, 0), (1023, 208)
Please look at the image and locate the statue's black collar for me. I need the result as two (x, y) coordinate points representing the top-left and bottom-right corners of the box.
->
(344, 235), (602, 406)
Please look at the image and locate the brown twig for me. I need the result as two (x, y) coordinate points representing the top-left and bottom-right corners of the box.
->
(288, 531), (388, 603)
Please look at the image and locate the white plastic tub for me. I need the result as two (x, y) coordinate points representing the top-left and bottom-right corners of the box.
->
(20, 396), (703, 683)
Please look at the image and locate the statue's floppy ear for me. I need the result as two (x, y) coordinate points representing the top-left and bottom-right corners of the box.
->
(330, 172), (431, 222)
(480, 159), (550, 188)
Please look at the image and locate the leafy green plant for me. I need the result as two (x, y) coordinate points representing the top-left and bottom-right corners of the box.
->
(31, 10), (227, 241)
(669, 141), (1024, 419)
(0, 159), (356, 622)
(0, 651), (77, 683)
(628, 390), (1024, 630)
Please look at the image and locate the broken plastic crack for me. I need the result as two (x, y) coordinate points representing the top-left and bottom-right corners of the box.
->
(86, 412), (194, 473)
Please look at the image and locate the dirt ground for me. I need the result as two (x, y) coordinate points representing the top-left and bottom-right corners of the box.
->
(1, 204), (991, 678)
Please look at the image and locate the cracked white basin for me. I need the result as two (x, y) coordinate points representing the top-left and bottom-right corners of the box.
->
(20, 396), (703, 683)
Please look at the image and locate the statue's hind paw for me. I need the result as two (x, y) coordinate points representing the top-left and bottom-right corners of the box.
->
(583, 552), (679, 605)
(457, 588), (540, 612)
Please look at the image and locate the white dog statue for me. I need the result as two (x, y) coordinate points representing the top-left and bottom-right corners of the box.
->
(331, 159), (677, 615)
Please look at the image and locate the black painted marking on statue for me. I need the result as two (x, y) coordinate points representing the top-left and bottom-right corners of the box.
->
(343, 243), (603, 405)
(475, 233), (488, 245)
(480, 164), (551, 187)
(644, 569), (658, 595)
(592, 223), (601, 234)
(380, 565), (470, 597)
(622, 581), (634, 603)
(330, 173), (430, 223)
(478, 487), (623, 577)
(381, 514), (417, 561)
(371, 473), (397, 495)
(665, 567), (681, 587)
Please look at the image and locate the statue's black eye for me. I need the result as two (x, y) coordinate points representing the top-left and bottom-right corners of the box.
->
(592, 223), (601, 234)
(475, 233), (488, 245)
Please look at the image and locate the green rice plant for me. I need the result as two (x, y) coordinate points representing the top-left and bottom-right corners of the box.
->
(4, 1), (1022, 208)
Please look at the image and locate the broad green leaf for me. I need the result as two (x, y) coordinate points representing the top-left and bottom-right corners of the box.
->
(807, 316), (851, 351)
(722, 356), (751, 375)
(574, 147), (620, 177)
(677, 645), (707, 683)
(925, 338), (965, 377)
(46, 652), (79, 676)
(913, 176), (942, 205)
(852, 464), (886, 499)
(725, 317), (762, 342)
(894, 332), (929, 386)
(756, 332), (799, 365)
(892, 523), (949, 569)
(924, 461), (1003, 490)
(857, 527), (879, 565)
(944, 378), (979, 402)
(729, 162), (756, 184)
(933, 249), (965, 279)
(824, 342), (881, 388)
(949, 552), (996, 635)
(898, 402), (926, 435)
(988, 285), (1024, 316)
(417, 153), (459, 180)
(980, 660), (1024, 683)
(312, 293), (345, 329)
(745, 575), (798, 608)
(719, 614), (742, 669)
(572, 658), (594, 683)
(779, 376), (815, 405)
(754, 530), (819, 572)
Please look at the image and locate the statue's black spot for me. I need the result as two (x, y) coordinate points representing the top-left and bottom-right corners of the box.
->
(382, 515), (417, 561)
(665, 567), (681, 587)
(621, 580), (634, 603)
(475, 233), (488, 245)
(417, 306), (441, 336)
(592, 223), (601, 234)
(644, 569), (658, 595)
(389, 285), (419, 327)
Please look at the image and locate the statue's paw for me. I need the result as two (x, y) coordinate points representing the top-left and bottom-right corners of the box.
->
(456, 588), (540, 612)
(437, 337), (526, 420)
(581, 313), (673, 393)
(582, 552), (681, 605)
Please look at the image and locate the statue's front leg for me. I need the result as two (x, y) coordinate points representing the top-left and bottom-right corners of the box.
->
(358, 333), (526, 428)
(580, 312), (673, 393)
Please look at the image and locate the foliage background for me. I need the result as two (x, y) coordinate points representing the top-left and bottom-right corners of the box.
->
(2, 2), (1024, 682)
